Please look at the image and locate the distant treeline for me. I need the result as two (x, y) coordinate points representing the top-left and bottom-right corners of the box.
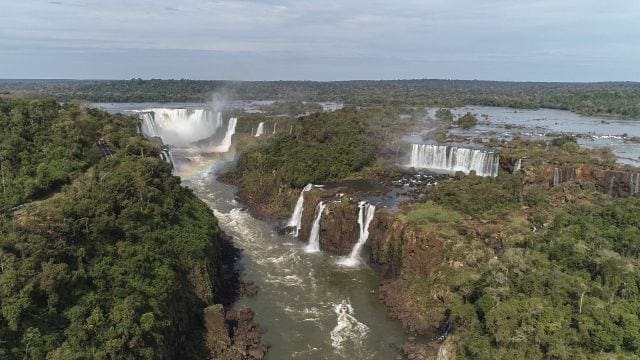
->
(2, 78), (640, 117)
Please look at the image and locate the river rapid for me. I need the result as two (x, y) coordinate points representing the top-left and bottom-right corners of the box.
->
(174, 148), (406, 359)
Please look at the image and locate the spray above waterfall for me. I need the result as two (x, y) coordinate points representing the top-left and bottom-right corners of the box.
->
(409, 144), (499, 177)
(338, 202), (376, 267)
(139, 109), (223, 146)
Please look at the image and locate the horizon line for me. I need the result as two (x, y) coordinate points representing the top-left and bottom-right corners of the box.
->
(1, 78), (639, 85)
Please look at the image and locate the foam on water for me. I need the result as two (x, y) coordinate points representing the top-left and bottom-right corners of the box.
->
(330, 303), (370, 350)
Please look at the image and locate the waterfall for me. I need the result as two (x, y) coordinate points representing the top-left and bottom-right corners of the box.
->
(631, 173), (640, 197)
(513, 158), (522, 173)
(138, 109), (223, 146)
(210, 117), (237, 153)
(273, 122), (277, 134)
(255, 122), (265, 137)
(305, 201), (326, 253)
(287, 183), (314, 236)
(160, 147), (174, 166)
(553, 167), (560, 187)
(338, 202), (376, 267)
(409, 144), (499, 177)
(215, 111), (223, 129)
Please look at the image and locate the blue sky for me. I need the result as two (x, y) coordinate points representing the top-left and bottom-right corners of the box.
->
(1, 0), (639, 81)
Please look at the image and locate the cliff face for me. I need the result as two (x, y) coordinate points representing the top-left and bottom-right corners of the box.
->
(367, 210), (406, 278)
(594, 169), (640, 197)
(298, 190), (323, 244)
(531, 163), (639, 198)
(499, 155), (520, 174)
(319, 199), (359, 255)
(297, 189), (360, 254)
(368, 209), (448, 345)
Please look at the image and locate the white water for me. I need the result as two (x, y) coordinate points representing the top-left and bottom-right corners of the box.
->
(409, 144), (499, 177)
(139, 109), (223, 146)
(631, 173), (640, 196)
(553, 167), (560, 187)
(255, 122), (265, 137)
(330, 303), (370, 350)
(287, 183), (315, 237)
(215, 111), (223, 129)
(160, 148), (175, 166)
(273, 122), (277, 134)
(513, 158), (522, 172)
(210, 117), (237, 152)
(339, 202), (376, 267)
(305, 201), (326, 253)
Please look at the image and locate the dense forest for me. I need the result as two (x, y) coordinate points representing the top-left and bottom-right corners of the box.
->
(2, 78), (640, 117)
(401, 164), (640, 358)
(0, 98), (225, 358)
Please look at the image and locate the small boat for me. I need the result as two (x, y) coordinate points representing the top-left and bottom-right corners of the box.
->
(340, 300), (350, 313)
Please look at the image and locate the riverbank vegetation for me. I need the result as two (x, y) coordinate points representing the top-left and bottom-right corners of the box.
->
(2, 79), (640, 118)
(222, 107), (414, 217)
(0, 98), (225, 359)
(390, 140), (640, 358)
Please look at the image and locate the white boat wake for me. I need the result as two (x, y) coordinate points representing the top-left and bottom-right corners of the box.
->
(330, 302), (370, 350)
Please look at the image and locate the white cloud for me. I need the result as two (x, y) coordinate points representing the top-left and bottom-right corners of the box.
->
(0, 0), (638, 80)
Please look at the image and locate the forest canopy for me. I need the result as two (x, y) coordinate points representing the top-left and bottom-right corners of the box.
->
(0, 98), (223, 359)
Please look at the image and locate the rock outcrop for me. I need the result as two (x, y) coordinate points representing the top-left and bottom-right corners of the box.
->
(319, 198), (359, 255)
(205, 306), (268, 360)
(297, 189), (360, 254)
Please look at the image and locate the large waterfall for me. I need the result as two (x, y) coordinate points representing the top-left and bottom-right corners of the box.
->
(255, 122), (265, 137)
(287, 183), (314, 237)
(210, 117), (237, 152)
(338, 202), (376, 267)
(409, 144), (499, 177)
(139, 109), (223, 146)
(305, 201), (326, 253)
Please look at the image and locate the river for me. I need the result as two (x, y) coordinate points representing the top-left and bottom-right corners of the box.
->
(93, 103), (407, 359)
(174, 148), (406, 359)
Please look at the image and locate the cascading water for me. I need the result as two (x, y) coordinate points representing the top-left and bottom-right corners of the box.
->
(513, 158), (522, 172)
(215, 111), (223, 129)
(273, 122), (277, 134)
(305, 201), (326, 253)
(409, 144), (499, 177)
(631, 173), (640, 197)
(553, 167), (560, 187)
(255, 122), (265, 137)
(210, 117), (237, 152)
(160, 147), (175, 166)
(287, 184), (315, 237)
(139, 109), (223, 146)
(338, 202), (376, 267)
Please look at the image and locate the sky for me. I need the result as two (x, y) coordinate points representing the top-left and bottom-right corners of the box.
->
(1, 0), (639, 81)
